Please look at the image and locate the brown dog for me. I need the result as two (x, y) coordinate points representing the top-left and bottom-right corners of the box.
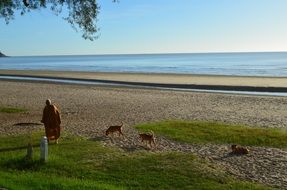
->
(139, 131), (156, 147)
(231, 144), (249, 154)
(105, 122), (124, 136)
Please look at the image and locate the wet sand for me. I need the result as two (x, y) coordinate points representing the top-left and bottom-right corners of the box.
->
(0, 70), (287, 92)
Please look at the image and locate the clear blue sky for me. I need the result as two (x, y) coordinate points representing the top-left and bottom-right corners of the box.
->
(1, 0), (287, 56)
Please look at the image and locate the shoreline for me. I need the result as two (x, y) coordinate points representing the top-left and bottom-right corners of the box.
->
(0, 70), (287, 93)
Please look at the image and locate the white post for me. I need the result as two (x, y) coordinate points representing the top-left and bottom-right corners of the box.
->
(40, 136), (48, 162)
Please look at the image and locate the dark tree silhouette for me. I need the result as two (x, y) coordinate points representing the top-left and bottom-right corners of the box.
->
(0, 51), (7, 57)
(0, 0), (116, 40)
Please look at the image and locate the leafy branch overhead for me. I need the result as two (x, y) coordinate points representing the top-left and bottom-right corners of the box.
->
(0, 0), (117, 40)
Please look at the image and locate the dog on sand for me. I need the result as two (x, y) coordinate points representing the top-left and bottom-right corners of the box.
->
(105, 122), (124, 137)
(139, 130), (156, 147)
(231, 144), (249, 154)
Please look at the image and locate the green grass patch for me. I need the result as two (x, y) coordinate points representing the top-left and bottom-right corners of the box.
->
(0, 132), (274, 190)
(0, 107), (27, 113)
(135, 120), (287, 148)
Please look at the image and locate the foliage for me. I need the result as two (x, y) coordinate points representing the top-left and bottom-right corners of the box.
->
(0, 132), (274, 190)
(0, 106), (26, 113)
(0, 0), (118, 40)
(135, 120), (287, 148)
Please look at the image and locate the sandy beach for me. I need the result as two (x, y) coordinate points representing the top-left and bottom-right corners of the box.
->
(0, 72), (287, 134)
(0, 72), (287, 189)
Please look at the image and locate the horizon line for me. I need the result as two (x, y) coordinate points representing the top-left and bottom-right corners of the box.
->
(4, 50), (287, 57)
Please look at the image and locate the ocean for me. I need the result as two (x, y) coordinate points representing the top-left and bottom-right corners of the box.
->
(0, 52), (287, 77)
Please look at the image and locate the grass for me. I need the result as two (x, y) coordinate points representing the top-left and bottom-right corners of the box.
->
(0, 132), (275, 190)
(0, 107), (27, 113)
(135, 120), (287, 148)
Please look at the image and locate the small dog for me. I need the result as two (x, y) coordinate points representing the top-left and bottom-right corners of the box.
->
(231, 144), (249, 154)
(139, 131), (156, 147)
(105, 122), (124, 136)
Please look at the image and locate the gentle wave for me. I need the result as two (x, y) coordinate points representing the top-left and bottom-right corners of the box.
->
(0, 52), (287, 76)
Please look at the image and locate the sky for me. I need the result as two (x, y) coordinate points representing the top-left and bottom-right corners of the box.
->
(1, 0), (287, 56)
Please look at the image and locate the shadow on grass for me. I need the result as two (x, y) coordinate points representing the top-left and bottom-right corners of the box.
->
(0, 144), (40, 153)
(120, 144), (153, 152)
(13, 122), (43, 126)
(0, 142), (61, 153)
(221, 152), (250, 159)
(90, 135), (153, 152)
(89, 136), (106, 142)
(1, 157), (45, 171)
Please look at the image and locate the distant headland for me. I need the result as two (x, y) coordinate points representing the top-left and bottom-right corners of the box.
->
(0, 51), (7, 57)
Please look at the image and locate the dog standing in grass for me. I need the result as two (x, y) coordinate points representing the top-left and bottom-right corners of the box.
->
(139, 130), (156, 148)
(105, 122), (124, 137)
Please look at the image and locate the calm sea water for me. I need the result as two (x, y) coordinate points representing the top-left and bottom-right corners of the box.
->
(0, 52), (287, 77)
